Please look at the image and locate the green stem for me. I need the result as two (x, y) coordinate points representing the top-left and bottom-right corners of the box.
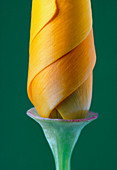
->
(49, 128), (73, 170)
(54, 143), (71, 170)
(40, 121), (82, 170)
(27, 108), (98, 170)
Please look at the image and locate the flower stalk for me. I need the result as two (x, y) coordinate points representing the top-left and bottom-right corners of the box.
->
(27, 108), (98, 170)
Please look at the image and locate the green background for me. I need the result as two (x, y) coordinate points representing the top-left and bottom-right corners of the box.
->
(0, 0), (117, 169)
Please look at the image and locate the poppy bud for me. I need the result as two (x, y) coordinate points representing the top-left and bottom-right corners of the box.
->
(27, 0), (96, 119)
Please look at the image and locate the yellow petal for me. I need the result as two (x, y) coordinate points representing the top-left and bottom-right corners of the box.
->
(30, 0), (57, 44)
(56, 73), (92, 119)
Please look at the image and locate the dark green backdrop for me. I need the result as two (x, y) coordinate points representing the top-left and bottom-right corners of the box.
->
(0, 0), (117, 170)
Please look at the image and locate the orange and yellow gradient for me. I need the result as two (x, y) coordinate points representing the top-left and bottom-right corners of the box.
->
(27, 0), (96, 119)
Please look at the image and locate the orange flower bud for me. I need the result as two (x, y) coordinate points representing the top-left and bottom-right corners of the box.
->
(27, 0), (96, 119)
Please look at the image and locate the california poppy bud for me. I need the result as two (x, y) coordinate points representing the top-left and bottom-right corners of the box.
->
(27, 0), (96, 119)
